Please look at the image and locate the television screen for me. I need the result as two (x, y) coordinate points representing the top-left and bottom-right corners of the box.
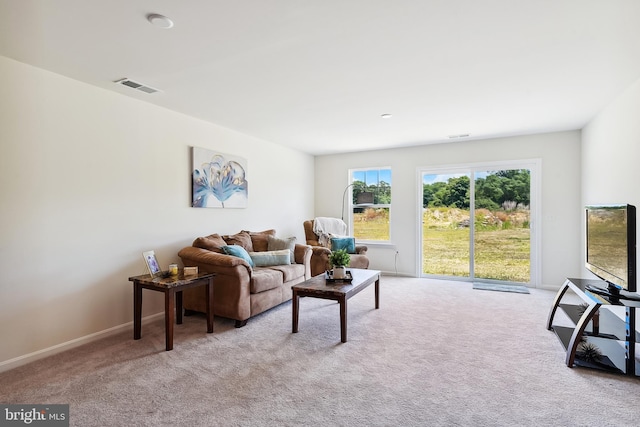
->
(585, 204), (636, 293)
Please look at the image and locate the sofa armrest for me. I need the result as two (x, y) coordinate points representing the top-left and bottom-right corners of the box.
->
(308, 246), (331, 277)
(178, 246), (252, 276)
(355, 245), (368, 255)
(294, 244), (313, 279)
(308, 245), (369, 277)
(310, 246), (331, 256)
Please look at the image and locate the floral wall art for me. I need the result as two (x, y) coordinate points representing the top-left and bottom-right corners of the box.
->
(191, 147), (248, 208)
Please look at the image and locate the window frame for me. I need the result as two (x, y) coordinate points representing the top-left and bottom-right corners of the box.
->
(348, 167), (392, 245)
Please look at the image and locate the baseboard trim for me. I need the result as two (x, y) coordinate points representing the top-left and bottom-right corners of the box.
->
(0, 312), (164, 373)
(379, 270), (415, 277)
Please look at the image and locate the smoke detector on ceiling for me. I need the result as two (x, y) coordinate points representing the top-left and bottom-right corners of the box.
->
(114, 78), (160, 94)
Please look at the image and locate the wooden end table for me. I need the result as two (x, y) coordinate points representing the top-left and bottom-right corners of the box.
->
(292, 268), (380, 343)
(128, 271), (215, 351)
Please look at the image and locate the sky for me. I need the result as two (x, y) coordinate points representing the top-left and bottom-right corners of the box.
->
(351, 169), (494, 185)
(353, 168), (391, 185)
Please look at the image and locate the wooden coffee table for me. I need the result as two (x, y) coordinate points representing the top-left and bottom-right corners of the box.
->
(129, 271), (215, 351)
(292, 268), (380, 343)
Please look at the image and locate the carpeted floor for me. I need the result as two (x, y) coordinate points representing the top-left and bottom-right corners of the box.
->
(1, 276), (638, 426)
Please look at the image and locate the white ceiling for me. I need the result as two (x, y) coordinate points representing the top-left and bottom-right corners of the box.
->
(2, 0), (640, 155)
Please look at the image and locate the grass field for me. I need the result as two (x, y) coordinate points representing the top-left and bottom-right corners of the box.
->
(423, 208), (530, 282)
(422, 227), (530, 281)
(354, 207), (530, 283)
(353, 209), (390, 240)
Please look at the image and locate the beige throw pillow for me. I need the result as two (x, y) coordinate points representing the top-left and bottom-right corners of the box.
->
(267, 235), (296, 264)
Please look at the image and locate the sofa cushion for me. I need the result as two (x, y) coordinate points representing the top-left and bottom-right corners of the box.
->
(269, 264), (306, 282)
(221, 245), (255, 267)
(249, 250), (291, 267)
(267, 235), (296, 263)
(193, 233), (226, 253)
(244, 229), (277, 252)
(331, 237), (356, 254)
(223, 231), (254, 251)
(250, 268), (283, 293)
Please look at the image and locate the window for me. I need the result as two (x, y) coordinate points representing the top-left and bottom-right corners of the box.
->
(350, 168), (391, 242)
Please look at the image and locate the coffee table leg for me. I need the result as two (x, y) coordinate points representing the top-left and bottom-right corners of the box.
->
(375, 276), (380, 309)
(340, 296), (347, 343)
(133, 282), (142, 340)
(292, 290), (299, 333)
(165, 290), (174, 351)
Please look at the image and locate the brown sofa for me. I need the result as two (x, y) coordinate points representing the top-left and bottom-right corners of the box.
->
(178, 229), (312, 327)
(303, 220), (369, 277)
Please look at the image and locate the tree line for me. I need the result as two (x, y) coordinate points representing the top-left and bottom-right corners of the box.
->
(350, 169), (530, 210)
(352, 180), (391, 205)
(423, 170), (530, 210)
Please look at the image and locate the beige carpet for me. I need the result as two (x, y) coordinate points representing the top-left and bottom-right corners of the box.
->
(1, 276), (638, 427)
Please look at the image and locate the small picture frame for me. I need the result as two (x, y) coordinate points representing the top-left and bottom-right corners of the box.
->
(142, 250), (162, 277)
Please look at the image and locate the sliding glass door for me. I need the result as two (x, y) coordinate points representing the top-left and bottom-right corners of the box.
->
(421, 161), (539, 285)
(422, 172), (471, 278)
(472, 168), (531, 282)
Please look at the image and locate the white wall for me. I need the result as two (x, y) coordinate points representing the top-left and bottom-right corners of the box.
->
(314, 131), (582, 287)
(582, 77), (640, 205)
(582, 76), (640, 274)
(0, 56), (314, 369)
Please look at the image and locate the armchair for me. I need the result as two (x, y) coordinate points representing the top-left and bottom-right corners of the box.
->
(303, 219), (370, 277)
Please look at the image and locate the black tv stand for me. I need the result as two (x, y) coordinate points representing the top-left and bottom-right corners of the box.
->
(585, 284), (640, 302)
(584, 284), (620, 300)
(547, 278), (640, 376)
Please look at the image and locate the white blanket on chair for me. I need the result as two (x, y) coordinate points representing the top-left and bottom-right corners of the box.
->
(313, 217), (347, 247)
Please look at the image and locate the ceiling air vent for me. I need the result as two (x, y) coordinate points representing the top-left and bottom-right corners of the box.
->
(114, 78), (160, 94)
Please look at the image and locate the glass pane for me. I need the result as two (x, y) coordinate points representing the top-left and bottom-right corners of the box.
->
(473, 169), (530, 283)
(422, 173), (470, 277)
(353, 207), (389, 240)
(351, 168), (391, 241)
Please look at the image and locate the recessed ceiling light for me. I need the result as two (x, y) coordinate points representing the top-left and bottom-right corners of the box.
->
(381, 113), (392, 119)
(147, 13), (174, 29)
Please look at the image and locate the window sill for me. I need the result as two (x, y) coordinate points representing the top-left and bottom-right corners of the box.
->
(356, 241), (396, 249)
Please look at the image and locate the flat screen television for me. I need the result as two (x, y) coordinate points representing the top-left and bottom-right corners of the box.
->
(585, 204), (636, 299)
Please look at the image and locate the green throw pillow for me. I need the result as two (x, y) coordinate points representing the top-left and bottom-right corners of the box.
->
(331, 237), (356, 254)
(221, 245), (255, 267)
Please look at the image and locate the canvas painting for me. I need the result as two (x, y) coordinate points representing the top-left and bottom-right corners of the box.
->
(191, 147), (248, 208)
